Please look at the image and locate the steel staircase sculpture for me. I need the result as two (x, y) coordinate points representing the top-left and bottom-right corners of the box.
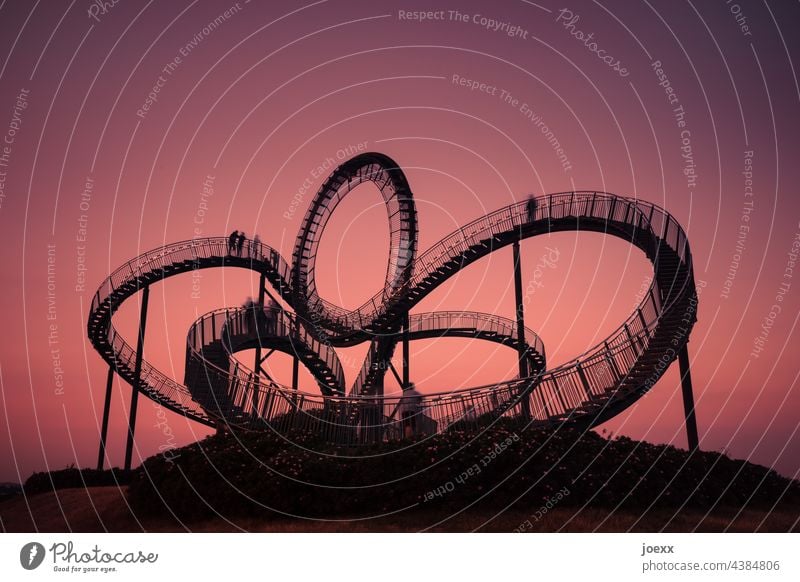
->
(88, 152), (698, 450)
(349, 311), (545, 396)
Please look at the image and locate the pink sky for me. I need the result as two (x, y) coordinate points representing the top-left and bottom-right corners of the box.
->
(0, 0), (798, 482)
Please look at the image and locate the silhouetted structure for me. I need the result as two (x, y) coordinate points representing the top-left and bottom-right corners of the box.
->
(88, 153), (699, 470)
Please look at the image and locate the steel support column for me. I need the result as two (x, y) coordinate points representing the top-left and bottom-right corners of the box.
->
(402, 312), (410, 388)
(292, 355), (299, 393)
(124, 284), (149, 472)
(253, 273), (266, 413)
(291, 307), (299, 404)
(678, 344), (700, 452)
(96, 366), (114, 471)
(513, 241), (532, 419)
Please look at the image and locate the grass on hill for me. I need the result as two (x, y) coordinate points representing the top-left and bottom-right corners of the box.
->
(3, 424), (798, 532)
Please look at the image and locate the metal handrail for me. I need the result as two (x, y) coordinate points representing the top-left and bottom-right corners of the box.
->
(349, 310), (546, 395)
(186, 305), (345, 395)
(87, 191), (696, 440)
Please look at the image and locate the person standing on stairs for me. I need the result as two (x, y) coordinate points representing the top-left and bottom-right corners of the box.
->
(526, 195), (538, 223)
(242, 296), (254, 334)
(228, 230), (239, 254)
(400, 382), (423, 438)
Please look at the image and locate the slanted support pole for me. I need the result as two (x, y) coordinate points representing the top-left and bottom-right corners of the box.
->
(402, 311), (410, 388)
(124, 284), (150, 472)
(96, 366), (114, 471)
(253, 273), (266, 412)
(678, 344), (700, 452)
(512, 241), (532, 420)
(388, 360), (403, 387)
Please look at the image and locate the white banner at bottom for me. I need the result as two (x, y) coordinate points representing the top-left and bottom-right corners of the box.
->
(0, 533), (797, 581)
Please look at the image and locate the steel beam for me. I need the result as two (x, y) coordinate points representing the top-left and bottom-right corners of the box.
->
(402, 312), (410, 388)
(678, 344), (700, 451)
(124, 284), (149, 472)
(96, 366), (114, 471)
(253, 273), (266, 413)
(513, 241), (532, 420)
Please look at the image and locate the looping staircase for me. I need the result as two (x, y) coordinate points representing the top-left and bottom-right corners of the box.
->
(350, 311), (546, 396)
(88, 154), (696, 443)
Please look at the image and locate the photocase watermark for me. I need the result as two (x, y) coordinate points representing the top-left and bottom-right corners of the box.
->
(153, 403), (180, 463)
(397, 9), (530, 39)
(555, 9), (629, 77)
(0, 88), (29, 212)
(725, 0), (753, 37)
(451, 73), (499, 96)
(506, 92), (572, 173)
(449, 10), (530, 39)
(515, 246), (561, 321)
(514, 485), (571, 531)
(284, 141), (368, 220)
(632, 274), (654, 311)
(652, 59), (680, 107)
(74, 176), (94, 294)
(422, 432), (520, 502)
(190, 174), (215, 300)
(46, 244), (65, 396)
(136, 3), (245, 119)
(675, 115), (697, 192)
(422, 462), (481, 502)
(651, 59), (697, 192)
(639, 280), (706, 395)
(525, 246), (560, 298)
(20, 542), (46, 570)
(87, 0), (123, 23)
(451, 75), (572, 172)
(44, 541), (158, 574)
(720, 150), (754, 299)
(750, 224), (800, 359)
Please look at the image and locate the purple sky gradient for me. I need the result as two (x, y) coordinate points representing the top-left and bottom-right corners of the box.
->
(0, 0), (798, 482)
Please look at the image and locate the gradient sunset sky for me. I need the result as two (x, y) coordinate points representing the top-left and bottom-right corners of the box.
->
(0, 0), (798, 483)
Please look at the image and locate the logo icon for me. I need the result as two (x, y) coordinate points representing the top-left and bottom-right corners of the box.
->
(20, 542), (46, 570)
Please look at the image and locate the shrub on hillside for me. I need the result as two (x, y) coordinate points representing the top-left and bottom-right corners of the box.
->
(24, 466), (130, 495)
(127, 426), (800, 522)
